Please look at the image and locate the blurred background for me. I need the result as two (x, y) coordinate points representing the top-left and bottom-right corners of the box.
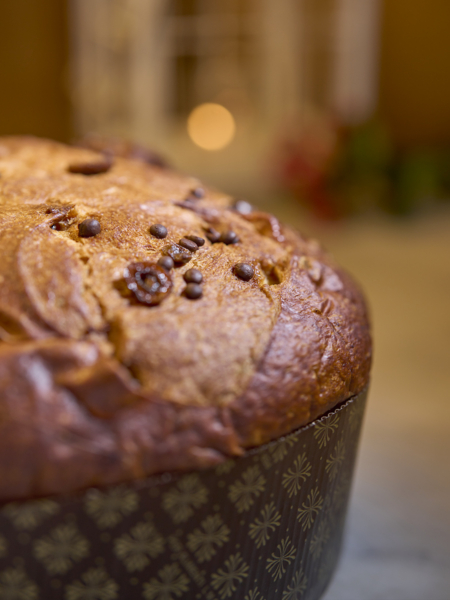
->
(0, 1), (449, 598)
(2, 0), (450, 217)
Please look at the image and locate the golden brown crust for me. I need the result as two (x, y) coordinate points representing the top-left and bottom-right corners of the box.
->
(0, 136), (371, 500)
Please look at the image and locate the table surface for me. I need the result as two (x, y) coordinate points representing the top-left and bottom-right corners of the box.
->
(265, 201), (450, 600)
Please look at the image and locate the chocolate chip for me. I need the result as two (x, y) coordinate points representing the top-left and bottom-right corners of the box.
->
(150, 224), (168, 239)
(157, 256), (174, 271)
(233, 199), (253, 214)
(183, 269), (203, 284)
(123, 262), (172, 306)
(184, 283), (203, 299)
(205, 227), (220, 243)
(233, 262), (254, 281)
(179, 238), (198, 252)
(220, 230), (239, 245)
(78, 218), (101, 238)
(185, 235), (205, 247)
(68, 159), (112, 175)
(191, 187), (205, 199)
(163, 243), (192, 266)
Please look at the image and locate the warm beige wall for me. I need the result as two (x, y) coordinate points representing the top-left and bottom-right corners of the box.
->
(0, 0), (70, 141)
(0, 0), (449, 150)
(378, 0), (450, 147)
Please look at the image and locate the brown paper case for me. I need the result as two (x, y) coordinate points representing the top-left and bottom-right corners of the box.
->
(0, 387), (368, 600)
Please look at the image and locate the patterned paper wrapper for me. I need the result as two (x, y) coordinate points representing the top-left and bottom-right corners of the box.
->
(0, 387), (368, 600)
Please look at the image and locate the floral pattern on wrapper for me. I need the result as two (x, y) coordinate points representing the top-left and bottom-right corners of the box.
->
(0, 388), (368, 600)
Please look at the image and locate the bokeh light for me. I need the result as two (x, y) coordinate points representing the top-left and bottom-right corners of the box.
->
(187, 103), (236, 151)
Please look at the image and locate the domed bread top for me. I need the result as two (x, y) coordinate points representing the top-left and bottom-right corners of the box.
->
(0, 136), (371, 501)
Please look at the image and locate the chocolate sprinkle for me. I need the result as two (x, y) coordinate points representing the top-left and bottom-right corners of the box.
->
(78, 218), (101, 238)
(150, 224), (168, 239)
(220, 230), (239, 245)
(157, 256), (174, 271)
(184, 283), (203, 300)
(179, 238), (199, 252)
(185, 235), (205, 247)
(68, 159), (112, 175)
(163, 243), (192, 266)
(233, 262), (254, 281)
(183, 269), (203, 284)
(124, 262), (172, 306)
(205, 227), (221, 243)
(233, 199), (253, 215)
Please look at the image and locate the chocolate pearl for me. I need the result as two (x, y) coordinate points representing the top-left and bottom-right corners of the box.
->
(150, 224), (168, 239)
(157, 256), (174, 271)
(184, 283), (203, 300)
(191, 187), (205, 199)
(78, 218), (101, 238)
(68, 159), (112, 175)
(183, 269), (203, 284)
(233, 262), (254, 281)
(205, 227), (220, 243)
(185, 235), (205, 247)
(220, 230), (239, 245)
(179, 237), (198, 252)
(233, 199), (253, 214)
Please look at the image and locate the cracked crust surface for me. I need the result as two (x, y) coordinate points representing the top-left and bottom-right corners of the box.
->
(0, 136), (371, 501)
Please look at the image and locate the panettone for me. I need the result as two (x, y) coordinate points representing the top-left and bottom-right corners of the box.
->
(0, 136), (371, 501)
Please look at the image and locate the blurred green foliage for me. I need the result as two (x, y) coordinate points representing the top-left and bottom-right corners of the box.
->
(278, 118), (450, 219)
